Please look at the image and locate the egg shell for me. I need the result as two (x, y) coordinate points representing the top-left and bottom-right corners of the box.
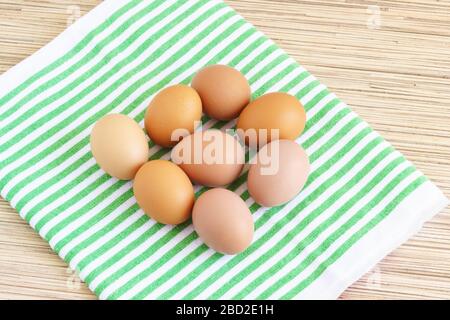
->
(191, 65), (251, 121)
(145, 84), (202, 148)
(90, 114), (149, 180)
(193, 188), (254, 255)
(133, 160), (195, 225)
(171, 130), (245, 187)
(248, 140), (310, 207)
(237, 92), (306, 147)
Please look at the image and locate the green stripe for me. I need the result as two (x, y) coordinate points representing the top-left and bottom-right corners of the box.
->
(128, 121), (371, 300)
(84, 222), (165, 284)
(0, 0), (141, 116)
(33, 163), (116, 231)
(50, 188), (134, 251)
(305, 109), (350, 151)
(2, 1), (226, 198)
(16, 153), (99, 212)
(0, 0), (170, 140)
(281, 176), (427, 299)
(92, 58), (306, 294)
(303, 97), (340, 135)
(67, 209), (149, 263)
(241, 46), (279, 77)
(230, 156), (408, 299)
(253, 63), (302, 95)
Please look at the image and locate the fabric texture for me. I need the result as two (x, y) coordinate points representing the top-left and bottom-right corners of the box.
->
(0, 0), (447, 300)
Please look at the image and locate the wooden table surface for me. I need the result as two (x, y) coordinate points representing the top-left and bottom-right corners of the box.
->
(0, 0), (449, 300)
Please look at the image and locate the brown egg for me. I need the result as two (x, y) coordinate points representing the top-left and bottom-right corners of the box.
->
(171, 130), (245, 187)
(145, 84), (202, 148)
(248, 140), (310, 207)
(237, 92), (306, 148)
(193, 188), (254, 255)
(191, 65), (251, 121)
(90, 114), (149, 180)
(133, 160), (195, 225)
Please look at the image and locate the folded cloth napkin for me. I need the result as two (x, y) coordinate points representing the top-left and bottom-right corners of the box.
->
(0, 0), (448, 300)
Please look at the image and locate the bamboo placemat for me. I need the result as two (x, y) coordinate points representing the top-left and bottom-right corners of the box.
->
(0, 0), (449, 300)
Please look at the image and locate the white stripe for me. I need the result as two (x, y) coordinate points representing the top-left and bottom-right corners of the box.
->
(21, 150), (96, 220)
(0, 0), (158, 125)
(235, 40), (273, 71)
(91, 223), (194, 297)
(249, 58), (298, 90)
(77, 217), (155, 278)
(47, 182), (133, 246)
(63, 203), (142, 262)
(0, 0), (135, 115)
(300, 83), (325, 106)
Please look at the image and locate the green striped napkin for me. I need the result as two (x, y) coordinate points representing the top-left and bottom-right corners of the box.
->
(0, 0), (447, 300)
